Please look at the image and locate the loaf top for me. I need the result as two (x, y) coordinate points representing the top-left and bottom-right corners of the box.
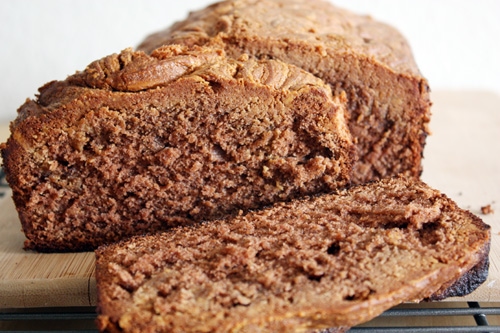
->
(8, 44), (336, 156)
(70, 44), (330, 93)
(139, 0), (420, 75)
(95, 176), (490, 332)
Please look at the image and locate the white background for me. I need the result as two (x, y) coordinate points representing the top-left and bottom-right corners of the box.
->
(0, 0), (499, 122)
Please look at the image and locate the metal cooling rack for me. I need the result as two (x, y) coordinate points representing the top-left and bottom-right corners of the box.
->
(1, 302), (500, 332)
(0, 168), (8, 197)
(1, 171), (499, 332)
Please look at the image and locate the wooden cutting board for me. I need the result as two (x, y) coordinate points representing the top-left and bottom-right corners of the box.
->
(0, 90), (499, 308)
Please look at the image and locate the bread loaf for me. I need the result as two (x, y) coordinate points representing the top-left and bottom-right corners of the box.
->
(139, 0), (432, 185)
(95, 176), (490, 333)
(1, 0), (432, 252)
(1, 45), (353, 251)
(0, 0), (489, 326)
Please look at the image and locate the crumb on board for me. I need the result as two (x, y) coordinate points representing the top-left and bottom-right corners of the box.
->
(481, 204), (494, 215)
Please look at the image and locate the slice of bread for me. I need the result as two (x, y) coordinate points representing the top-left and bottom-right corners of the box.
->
(95, 176), (490, 332)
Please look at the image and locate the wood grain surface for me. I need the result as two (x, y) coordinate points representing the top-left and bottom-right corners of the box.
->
(0, 90), (499, 308)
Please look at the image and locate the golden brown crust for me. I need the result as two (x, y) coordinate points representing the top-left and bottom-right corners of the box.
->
(2, 45), (354, 251)
(95, 176), (490, 332)
(138, 0), (432, 184)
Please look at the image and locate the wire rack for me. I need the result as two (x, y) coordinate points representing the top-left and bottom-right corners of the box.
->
(1, 302), (500, 332)
(1, 171), (499, 332)
(0, 168), (8, 195)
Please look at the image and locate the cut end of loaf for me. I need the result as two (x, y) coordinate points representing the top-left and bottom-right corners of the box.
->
(2, 45), (354, 251)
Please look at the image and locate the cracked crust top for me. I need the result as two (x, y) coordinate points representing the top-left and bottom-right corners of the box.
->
(139, 0), (420, 76)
